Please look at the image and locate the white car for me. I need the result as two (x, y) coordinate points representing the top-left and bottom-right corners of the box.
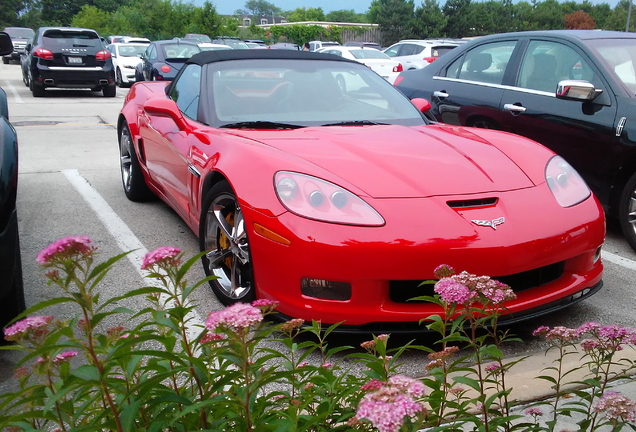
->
(107, 43), (148, 87)
(383, 39), (460, 70)
(317, 46), (403, 84)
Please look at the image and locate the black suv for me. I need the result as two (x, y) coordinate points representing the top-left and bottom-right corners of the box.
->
(0, 32), (26, 331)
(23, 27), (116, 97)
(1, 27), (34, 64)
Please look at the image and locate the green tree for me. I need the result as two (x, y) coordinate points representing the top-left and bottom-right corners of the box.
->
(530, 0), (566, 29)
(285, 7), (326, 22)
(71, 5), (111, 34)
(368, 0), (416, 46)
(39, 0), (87, 25)
(411, 0), (447, 38)
(442, 0), (474, 37)
(0, 0), (30, 27)
(241, 0), (281, 16)
(325, 9), (366, 22)
(187, 1), (221, 36)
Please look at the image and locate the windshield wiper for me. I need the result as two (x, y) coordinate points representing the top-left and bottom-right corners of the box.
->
(322, 120), (388, 126)
(220, 121), (304, 130)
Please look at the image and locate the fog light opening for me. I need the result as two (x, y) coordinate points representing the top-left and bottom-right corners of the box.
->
(301, 278), (351, 301)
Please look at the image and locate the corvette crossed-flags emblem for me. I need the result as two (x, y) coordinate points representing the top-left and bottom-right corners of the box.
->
(471, 217), (505, 230)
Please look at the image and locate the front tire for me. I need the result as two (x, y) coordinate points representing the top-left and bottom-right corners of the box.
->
(119, 122), (153, 201)
(619, 172), (636, 251)
(200, 181), (256, 305)
(115, 68), (124, 87)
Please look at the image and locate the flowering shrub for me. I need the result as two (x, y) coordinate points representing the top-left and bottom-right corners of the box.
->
(0, 238), (635, 431)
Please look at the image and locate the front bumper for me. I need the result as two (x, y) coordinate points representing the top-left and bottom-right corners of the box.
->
(245, 186), (605, 328)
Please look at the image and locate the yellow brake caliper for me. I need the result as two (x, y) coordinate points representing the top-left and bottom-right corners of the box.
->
(219, 211), (235, 268)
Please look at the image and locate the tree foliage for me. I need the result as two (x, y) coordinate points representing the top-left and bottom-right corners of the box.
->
(368, 0), (416, 46)
(285, 7), (326, 22)
(565, 9), (596, 28)
(325, 9), (368, 23)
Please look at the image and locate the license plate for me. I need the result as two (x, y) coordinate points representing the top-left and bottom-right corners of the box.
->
(67, 56), (83, 64)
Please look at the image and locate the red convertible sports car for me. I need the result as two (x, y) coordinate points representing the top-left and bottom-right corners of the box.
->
(118, 50), (605, 332)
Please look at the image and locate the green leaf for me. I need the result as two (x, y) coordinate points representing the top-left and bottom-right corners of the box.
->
(72, 365), (101, 382)
(452, 375), (482, 392)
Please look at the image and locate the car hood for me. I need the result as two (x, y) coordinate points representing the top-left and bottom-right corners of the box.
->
(226, 124), (539, 198)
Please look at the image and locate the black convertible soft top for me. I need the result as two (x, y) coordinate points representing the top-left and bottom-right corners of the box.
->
(186, 48), (358, 66)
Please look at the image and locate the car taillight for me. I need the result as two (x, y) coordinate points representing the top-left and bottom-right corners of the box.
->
(393, 63), (403, 73)
(161, 65), (171, 73)
(95, 50), (111, 60)
(33, 48), (54, 60)
(423, 56), (437, 63)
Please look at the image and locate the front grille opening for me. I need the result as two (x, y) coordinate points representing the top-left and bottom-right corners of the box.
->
(389, 261), (565, 303)
(447, 197), (498, 209)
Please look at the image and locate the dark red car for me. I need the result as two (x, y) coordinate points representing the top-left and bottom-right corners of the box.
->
(118, 50), (604, 332)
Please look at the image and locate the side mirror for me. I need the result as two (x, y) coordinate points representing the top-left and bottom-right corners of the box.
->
(410, 97), (432, 113)
(143, 97), (188, 131)
(0, 32), (13, 57)
(556, 80), (602, 101)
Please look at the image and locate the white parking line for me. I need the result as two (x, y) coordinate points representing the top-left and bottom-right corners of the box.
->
(62, 169), (205, 340)
(602, 250), (636, 271)
(4, 80), (23, 104)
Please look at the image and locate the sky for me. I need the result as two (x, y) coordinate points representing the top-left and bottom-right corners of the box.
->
(193, 0), (623, 15)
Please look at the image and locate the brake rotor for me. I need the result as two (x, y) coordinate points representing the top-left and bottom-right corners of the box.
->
(218, 211), (235, 268)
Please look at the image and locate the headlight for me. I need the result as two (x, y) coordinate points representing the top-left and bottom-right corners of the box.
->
(274, 171), (385, 226)
(545, 156), (590, 207)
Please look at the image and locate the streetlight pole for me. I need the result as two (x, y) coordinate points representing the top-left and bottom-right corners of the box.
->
(627, 0), (633, 32)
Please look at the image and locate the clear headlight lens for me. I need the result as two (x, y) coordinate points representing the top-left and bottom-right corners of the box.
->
(545, 156), (590, 207)
(274, 171), (385, 226)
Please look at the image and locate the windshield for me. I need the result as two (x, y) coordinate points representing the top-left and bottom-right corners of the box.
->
(586, 38), (636, 95)
(162, 43), (200, 59)
(5, 28), (34, 39)
(349, 49), (389, 60)
(118, 44), (146, 56)
(43, 30), (102, 47)
(209, 59), (426, 128)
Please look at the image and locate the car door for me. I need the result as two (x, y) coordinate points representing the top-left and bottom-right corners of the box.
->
(499, 38), (617, 199)
(141, 64), (203, 224)
(143, 44), (157, 81)
(428, 39), (519, 127)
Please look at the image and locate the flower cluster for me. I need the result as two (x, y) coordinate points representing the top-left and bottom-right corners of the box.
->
(141, 246), (182, 270)
(36, 236), (94, 265)
(4, 316), (54, 343)
(593, 391), (636, 422)
(205, 302), (263, 332)
(433, 266), (516, 306)
(355, 375), (426, 432)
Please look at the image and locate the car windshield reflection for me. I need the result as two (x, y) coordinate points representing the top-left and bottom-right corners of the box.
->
(210, 59), (426, 128)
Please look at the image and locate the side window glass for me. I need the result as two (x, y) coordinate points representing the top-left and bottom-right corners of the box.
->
(148, 45), (157, 60)
(518, 40), (599, 93)
(171, 64), (201, 120)
(413, 45), (425, 55)
(385, 45), (400, 57)
(401, 44), (417, 56)
(456, 41), (516, 84)
(445, 55), (463, 79)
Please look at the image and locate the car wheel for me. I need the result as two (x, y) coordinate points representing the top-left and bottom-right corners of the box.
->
(2, 57), (8, 64)
(31, 82), (45, 97)
(22, 70), (29, 87)
(200, 181), (256, 305)
(115, 68), (123, 87)
(119, 122), (153, 201)
(0, 233), (26, 332)
(103, 85), (116, 97)
(619, 172), (636, 251)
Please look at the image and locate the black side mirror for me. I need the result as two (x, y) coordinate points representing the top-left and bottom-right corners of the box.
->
(0, 32), (13, 56)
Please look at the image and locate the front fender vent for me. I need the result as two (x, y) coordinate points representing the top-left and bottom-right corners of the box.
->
(447, 197), (497, 209)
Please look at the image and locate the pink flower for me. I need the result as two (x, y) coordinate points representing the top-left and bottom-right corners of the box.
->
(297, 361), (308, 368)
(321, 362), (333, 368)
(525, 407), (544, 417)
(576, 321), (601, 336)
(433, 264), (456, 278)
(141, 246), (181, 270)
(533, 326), (550, 336)
(36, 236), (94, 264)
(252, 299), (279, 309)
(200, 333), (224, 343)
(484, 363), (501, 373)
(53, 351), (77, 364)
(593, 391), (636, 421)
(4, 316), (53, 341)
(434, 278), (476, 304)
(205, 303), (263, 331)
(356, 386), (424, 432)
(361, 379), (386, 391)
(388, 375), (426, 398)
